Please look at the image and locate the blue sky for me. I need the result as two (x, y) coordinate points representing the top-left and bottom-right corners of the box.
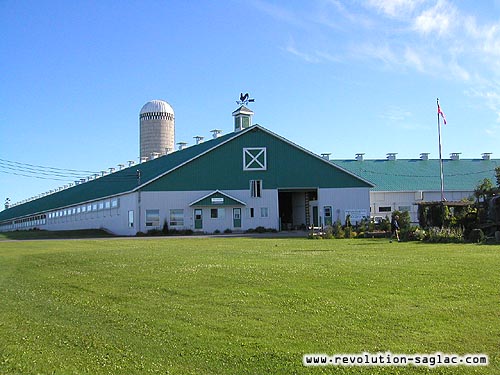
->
(1, 0), (500, 207)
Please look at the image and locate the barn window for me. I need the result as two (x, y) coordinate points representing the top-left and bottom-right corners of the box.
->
(210, 208), (225, 219)
(169, 209), (184, 227)
(128, 210), (134, 228)
(146, 209), (160, 227)
(250, 180), (262, 198)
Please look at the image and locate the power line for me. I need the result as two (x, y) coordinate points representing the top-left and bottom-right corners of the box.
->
(0, 157), (99, 174)
(0, 169), (70, 182)
(0, 157), (137, 182)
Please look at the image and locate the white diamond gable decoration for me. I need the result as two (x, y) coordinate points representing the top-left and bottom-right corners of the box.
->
(243, 147), (267, 171)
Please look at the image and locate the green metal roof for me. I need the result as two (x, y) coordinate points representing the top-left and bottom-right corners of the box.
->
(332, 159), (500, 192)
(0, 125), (371, 223)
(142, 126), (373, 192)
(0, 131), (240, 222)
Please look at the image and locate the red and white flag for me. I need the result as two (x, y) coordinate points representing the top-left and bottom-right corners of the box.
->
(437, 104), (447, 125)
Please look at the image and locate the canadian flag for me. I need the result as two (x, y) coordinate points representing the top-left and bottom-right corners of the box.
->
(437, 104), (447, 125)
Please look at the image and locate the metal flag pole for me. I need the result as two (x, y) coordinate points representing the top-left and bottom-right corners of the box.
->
(437, 98), (445, 202)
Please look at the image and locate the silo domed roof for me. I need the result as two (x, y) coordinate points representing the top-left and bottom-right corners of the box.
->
(140, 99), (174, 115)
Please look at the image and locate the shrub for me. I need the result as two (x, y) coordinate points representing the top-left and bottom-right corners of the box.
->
(379, 216), (391, 232)
(147, 229), (162, 236)
(322, 226), (334, 239)
(408, 227), (425, 241)
(224, 228), (233, 234)
(424, 227), (464, 243)
(332, 220), (345, 239)
(344, 226), (353, 239)
(468, 229), (485, 243)
(213, 229), (221, 234)
(162, 220), (169, 235)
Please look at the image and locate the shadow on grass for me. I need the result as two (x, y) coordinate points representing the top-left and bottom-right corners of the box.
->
(0, 229), (115, 241)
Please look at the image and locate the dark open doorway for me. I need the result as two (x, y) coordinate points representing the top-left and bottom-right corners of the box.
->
(278, 189), (317, 230)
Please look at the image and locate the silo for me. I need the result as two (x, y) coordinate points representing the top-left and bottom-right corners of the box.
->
(139, 100), (175, 160)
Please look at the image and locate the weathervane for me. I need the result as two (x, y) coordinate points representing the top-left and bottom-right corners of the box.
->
(236, 92), (255, 106)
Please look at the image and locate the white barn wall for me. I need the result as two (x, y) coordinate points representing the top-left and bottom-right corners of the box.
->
(370, 190), (474, 223)
(139, 189), (278, 233)
(43, 194), (137, 235)
(319, 187), (371, 225)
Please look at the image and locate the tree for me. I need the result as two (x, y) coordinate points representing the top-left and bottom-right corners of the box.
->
(474, 178), (495, 202)
(496, 166), (500, 188)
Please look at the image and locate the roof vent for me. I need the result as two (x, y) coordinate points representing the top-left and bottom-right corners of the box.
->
(450, 152), (461, 160)
(321, 153), (331, 161)
(177, 142), (187, 150)
(386, 153), (397, 161)
(355, 153), (365, 161)
(128, 160), (136, 167)
(194, 136), (204, 145)
(140, 157), (148, 163)
(211, 129), (222, 139)
(109, 167), (116, 173)
(150, 152), (161, 160)
(118, 164), (125, 170)
(482, 152), (492, 160)
(420, 153), (430, 161)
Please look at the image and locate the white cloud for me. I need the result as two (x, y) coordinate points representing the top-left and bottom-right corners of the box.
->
(382, 106), (412, 121)
(366, 0), (423, 18)
(380, 106), (429, 130)
(248, 0), (307, 28)
(466, 86), (500, 123)
(413, 0), (457, 36)
(403, 47), (425, 73)
(448, 61), (470, 82)
(252, 0), (500, 122)
(320, 0), (375, 28)
(315, 50), (341, 63)
(283, 39), (321, 63)
(353, 43), (399, 67)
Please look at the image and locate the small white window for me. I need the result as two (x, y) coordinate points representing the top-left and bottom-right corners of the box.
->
(250, 180), (262, 198)
(260, 207), (269, 218)
(146, 209), (160, 227)
(210, 208), (225, 219)
(246, 207), (254, 218)
(128, 210), (134, 228)
(170, 209), (184, 226)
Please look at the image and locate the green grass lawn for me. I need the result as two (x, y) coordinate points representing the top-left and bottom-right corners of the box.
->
(0, 237), (499, 374)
